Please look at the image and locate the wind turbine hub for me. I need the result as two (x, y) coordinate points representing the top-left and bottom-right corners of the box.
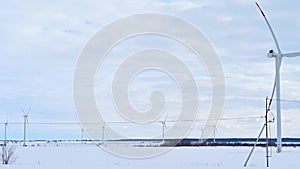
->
(267, 49), (277, 58)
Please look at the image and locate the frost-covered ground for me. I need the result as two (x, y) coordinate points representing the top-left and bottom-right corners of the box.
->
(4, 143), (300, 169)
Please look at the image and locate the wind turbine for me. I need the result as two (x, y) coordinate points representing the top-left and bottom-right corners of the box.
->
(159, 112), (168, 143)
(4, 120), (8, 145)
(101, 125), (105, 145)
(22, 105), (31, 147)
(255, 2), (300, 153)
(81, 128), (84, 144)
(212, 125), (217, 143)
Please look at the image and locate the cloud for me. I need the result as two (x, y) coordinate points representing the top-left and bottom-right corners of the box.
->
(1, 0), (300, 139)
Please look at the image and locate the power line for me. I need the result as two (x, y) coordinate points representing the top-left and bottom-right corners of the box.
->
(2, 116), (264, 125)
(272, 99), (300, 103)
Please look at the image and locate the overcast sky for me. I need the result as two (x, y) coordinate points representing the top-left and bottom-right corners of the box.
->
(1, 0), (300, 140)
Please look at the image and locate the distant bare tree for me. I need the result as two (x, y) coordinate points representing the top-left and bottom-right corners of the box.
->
(1, 145), (17, 165)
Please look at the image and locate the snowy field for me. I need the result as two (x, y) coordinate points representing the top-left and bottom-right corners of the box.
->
(3, 143), (300, 169)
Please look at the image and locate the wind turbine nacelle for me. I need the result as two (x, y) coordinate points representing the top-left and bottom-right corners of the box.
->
(267, 49), (277, 58)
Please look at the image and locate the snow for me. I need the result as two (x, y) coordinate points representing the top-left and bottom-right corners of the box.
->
(3, 143), (300, 169)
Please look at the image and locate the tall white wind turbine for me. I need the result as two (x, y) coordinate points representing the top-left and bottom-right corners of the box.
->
(255, 2), (300, 153)
(22, 105), (31, 147)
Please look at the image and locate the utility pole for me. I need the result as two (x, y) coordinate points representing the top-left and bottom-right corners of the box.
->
(244, 96), (272, 167)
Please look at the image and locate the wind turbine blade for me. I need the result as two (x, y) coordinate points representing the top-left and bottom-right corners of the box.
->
(255, 2), (282, 54)
(268, 55), (283, 109)
(27, 105), (31, 115)
(255, 2), (283, 109)
(282, 52), (300, 57)
(5, 113), (8, 124)
(268, 81), (276, 109)
(26, 117), (30, 133)
(22, 109), (26, 115)
(164, 111), (168, 122)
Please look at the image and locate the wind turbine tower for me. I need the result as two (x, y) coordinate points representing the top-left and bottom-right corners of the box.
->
(4, 121), (8, 145)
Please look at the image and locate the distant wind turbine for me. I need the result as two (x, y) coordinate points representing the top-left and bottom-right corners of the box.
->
(101, 125), (105, 145)
(4, 120), (8, 145)
(213, 125), (217, 143)
(159, 112), (168, 143)
(22, 105), (31, 147)
(81, 128), (84, 144)
(255, 2), (300, 153)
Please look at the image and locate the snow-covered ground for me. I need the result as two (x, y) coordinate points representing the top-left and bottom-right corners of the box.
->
(3, 143), (300, 169)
